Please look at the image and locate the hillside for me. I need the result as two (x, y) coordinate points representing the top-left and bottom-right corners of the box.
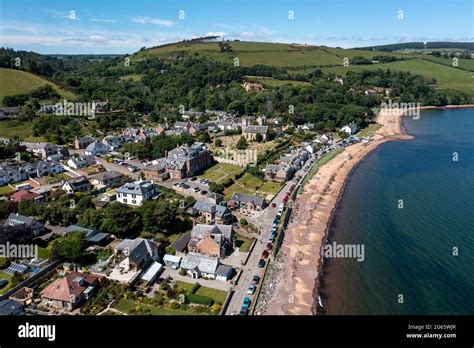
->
(355, 41), (474, 52)
(0, 68), (76, 106)
(133, 40), (474, 97)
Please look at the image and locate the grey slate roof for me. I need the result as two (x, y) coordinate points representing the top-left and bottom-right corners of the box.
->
(180, 252), (218, 274)
(191, 224), (233, 240)
(170, 232), (191, 252)
(230, 192), (265, 208)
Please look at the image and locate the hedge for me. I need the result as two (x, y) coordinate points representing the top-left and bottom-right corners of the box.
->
(187, 293), (214, 306)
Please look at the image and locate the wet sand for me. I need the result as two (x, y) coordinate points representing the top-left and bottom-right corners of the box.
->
(264, 109), (412, 315)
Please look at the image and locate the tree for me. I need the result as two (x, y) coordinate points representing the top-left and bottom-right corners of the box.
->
(77, 208), (104, 230)
(197, 132), (211, 143)
(236, 136), (247, 150)
(240, 218), (248, 225)
(52, 231), (87, 261)
(255, 133), (263, 143)
(139, 200), (177, 234)
(214, 138), (222, 147)
(101, 202), (141, 237)
(209, 182), (224, 194)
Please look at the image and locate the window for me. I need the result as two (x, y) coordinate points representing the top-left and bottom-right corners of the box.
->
(132, 200), (136, 205)
(123, 199), (127, 203)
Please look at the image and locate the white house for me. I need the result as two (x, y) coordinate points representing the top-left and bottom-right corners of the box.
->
(116, 180), (157, 206)
(85, 141), (110, 156)
(67, 155), (96, 169)
(341, 123), (358, 135)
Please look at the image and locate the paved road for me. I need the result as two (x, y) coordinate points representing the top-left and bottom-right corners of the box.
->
(224, 168), (302, 315)
(224, 141), (342, 315)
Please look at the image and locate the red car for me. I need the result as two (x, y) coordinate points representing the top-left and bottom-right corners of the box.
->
(271, 202), (277, 208)
(266, 242), (273, 250)
(261, 250), (269, 259)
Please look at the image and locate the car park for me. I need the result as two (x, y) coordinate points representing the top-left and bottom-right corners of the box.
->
(258, 259), (266, 268)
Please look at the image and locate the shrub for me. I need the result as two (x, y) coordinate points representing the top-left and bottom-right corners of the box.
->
(187, 293), (214, 306)
(179, 268), (187, 276)
(0, 258), (11, 270)
(240, 218), (248, 226)
(165, 246), (176, 255)
(166, 301), (181, 310)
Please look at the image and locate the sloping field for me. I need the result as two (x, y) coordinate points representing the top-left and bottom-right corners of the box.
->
(0, 68), (76, 105)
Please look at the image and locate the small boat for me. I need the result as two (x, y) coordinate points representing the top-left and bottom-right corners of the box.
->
(318, 295), (324, 308)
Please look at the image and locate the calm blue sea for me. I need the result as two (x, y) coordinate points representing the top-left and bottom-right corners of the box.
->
(323, 108), (474, 315)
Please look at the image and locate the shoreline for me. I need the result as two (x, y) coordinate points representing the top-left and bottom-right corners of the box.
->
(262, 108), (413, 315)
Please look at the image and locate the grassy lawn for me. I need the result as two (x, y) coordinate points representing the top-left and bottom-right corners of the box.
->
(224, 182), (254, 200)
(176, 281), (228, 304)
(43, 172), (71, 184)
(235, 234), (255, 253)
(0, 185), (15, 196)
(0, 271), (13, 295)
(357, 123), (382, 138)
(198, 163), (244, 184)
(83, 166), (101, 175)
(37, 246), (51, 259)
(259, 181), (283, 194)
(301, 147), (345, 187)
(114, 298), (197, 315)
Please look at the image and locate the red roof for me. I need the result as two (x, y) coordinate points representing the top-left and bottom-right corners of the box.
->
(10, 190), (41, 203)
(41, 272), (100, 303)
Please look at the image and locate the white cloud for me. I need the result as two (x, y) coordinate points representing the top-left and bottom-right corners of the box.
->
(131, 16), (174, 27)
(91, 18), (118, 23)
(240, 32), (255, 38)
(87, 35), (108, 43)
(206, 31), (227, 37)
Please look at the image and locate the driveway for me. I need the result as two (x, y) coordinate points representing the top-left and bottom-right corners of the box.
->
(160, 267), (231, 292)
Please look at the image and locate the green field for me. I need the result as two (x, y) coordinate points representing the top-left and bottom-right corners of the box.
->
(244, 75), (312, 88)
(322, 59), (474, 97)
(118, 74), (144, 81)
(0, 119), (46, 141)
(198, 163), (244, 184)
(134, 41), (473, 97)
(0, 68), (76, 105)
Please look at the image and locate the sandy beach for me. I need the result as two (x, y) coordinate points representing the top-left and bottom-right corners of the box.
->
(263, 109), (412, 315)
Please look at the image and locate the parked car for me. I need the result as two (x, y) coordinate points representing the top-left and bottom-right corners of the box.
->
(247, 285), (256, 295)
(271, 202), (277, 208)
(242, 297), (251, 309)
(190, 177), (198, 181)
(258, 259), (266, 268)
(252, 275), (261, 284)
(193, 187), (200, 192)
(266, 242), (273, 251)
(261, 250), (269, 259)
(239, 308), (248, 316)
(269, 236), (275, 243)
(200, 190), (207, 195)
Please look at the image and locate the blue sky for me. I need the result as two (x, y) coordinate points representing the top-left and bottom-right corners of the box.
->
(0, 0), (472, 54)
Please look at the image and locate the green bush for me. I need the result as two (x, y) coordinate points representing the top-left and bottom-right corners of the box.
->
(187, 293), (214, 306)
(165, 246), (176, 255)
(166, 301), (181, 310)
(179, 268), (187, 276)
(0, 257), (11, 270)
